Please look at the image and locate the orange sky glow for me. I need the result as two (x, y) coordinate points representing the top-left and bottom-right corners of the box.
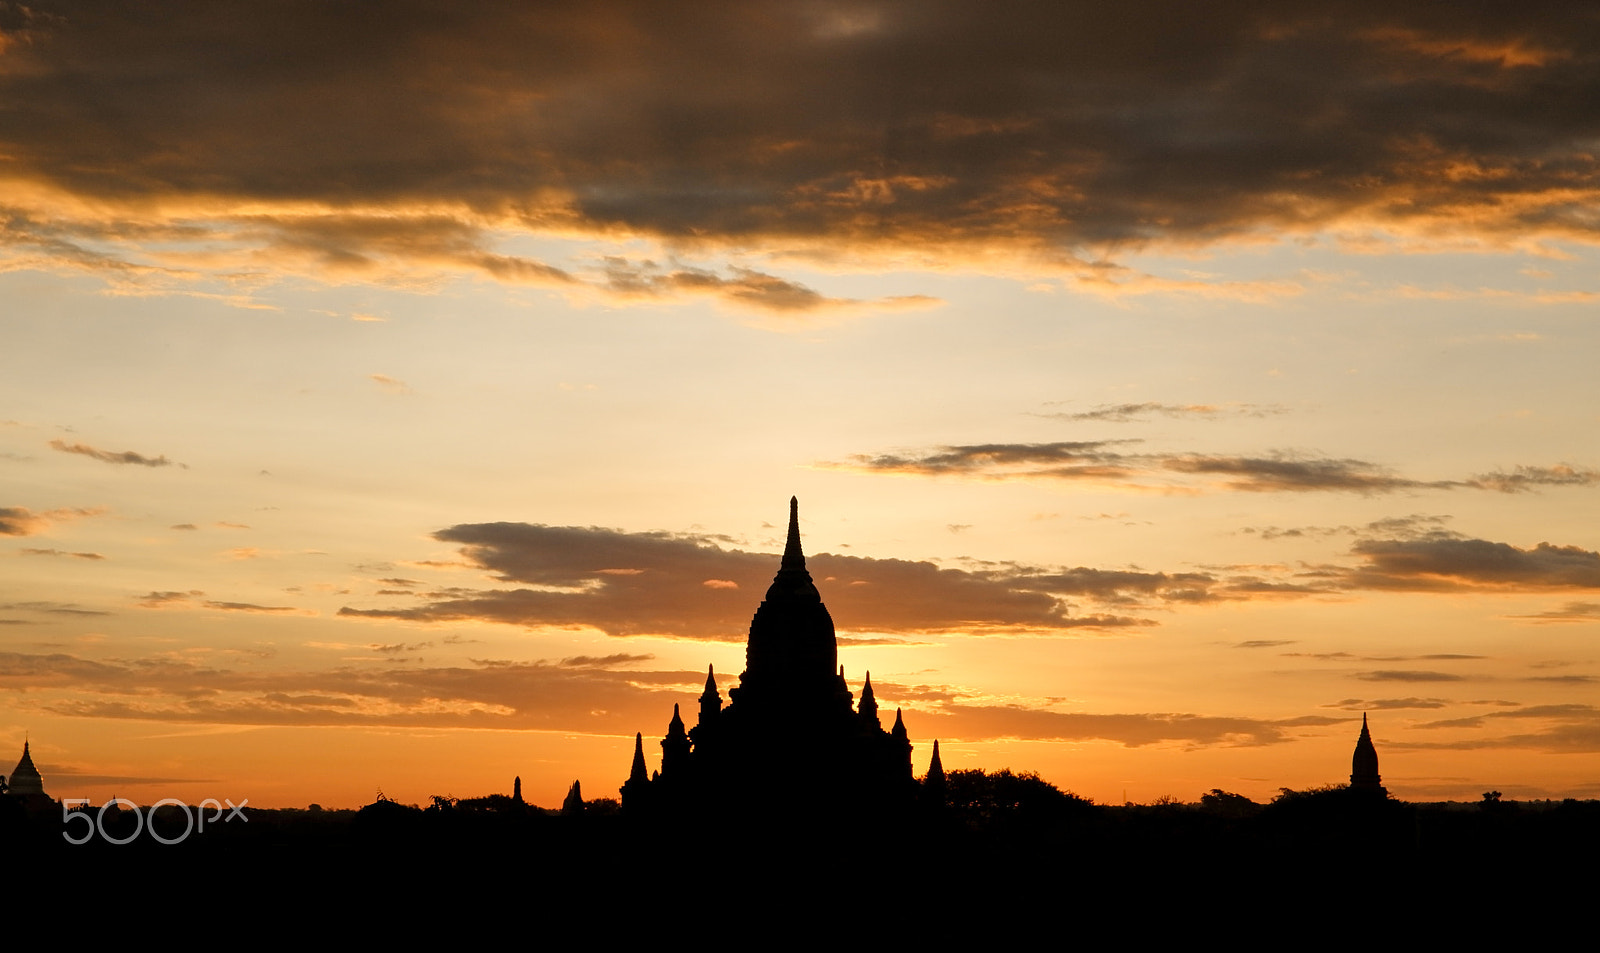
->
(4, 1), (1599, 809)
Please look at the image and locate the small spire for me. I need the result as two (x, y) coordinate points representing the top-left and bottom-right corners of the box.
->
(891, 706), (908, 741)
(628, 732), (648, 783)
(858, 671), (881, 727)
(780, 496), (805, 571)
(928, 739), (945, 782)
(697, 665), (723, 724)
(668, 703), (686, 733)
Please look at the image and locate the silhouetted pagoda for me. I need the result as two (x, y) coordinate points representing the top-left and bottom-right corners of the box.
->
(8, 741), (45, 798)
(622, 498), (915, 818)
(1350, 713), (1385, 795)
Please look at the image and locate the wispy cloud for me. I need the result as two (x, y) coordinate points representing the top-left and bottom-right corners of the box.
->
(1465, 464), (1600, 493)
(1505, 601), (1600, 624)
(369, 374), (412, 396)
(1039, 402), (1285, 423)
(19, 548), (104, 560)
(834, 440), (1598, 497)
(0, 648), (1342, 750)
(49, 439), (177, 468)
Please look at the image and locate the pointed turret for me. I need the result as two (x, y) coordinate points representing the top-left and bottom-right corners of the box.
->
(858, 671), (881, 729)
(621, 731), (651, 810)
(629, 733), (648, 784)
(924, 738), (947, 807)
(513, 775), (523, 804)
(780, 495), (804, 571)
(562, 779), (584, 814)
(661, 703), (692, 779)
(1350, 712), (1383, 792)
(890, 707), (913, 779)
(697, 665), (723, 726)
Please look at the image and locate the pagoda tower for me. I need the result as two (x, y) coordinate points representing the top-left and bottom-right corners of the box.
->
(8, 740), (45, 797)
(623, 498), (914, 817)
(1350, 713), (1385, 794)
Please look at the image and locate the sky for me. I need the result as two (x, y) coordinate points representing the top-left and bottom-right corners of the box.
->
(3, 0), (1599, 809)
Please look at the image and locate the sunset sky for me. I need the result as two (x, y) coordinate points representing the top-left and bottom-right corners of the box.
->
(4, 1), (1599, 809)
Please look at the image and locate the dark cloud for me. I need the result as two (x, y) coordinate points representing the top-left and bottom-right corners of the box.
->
(1241, 513), (1457, 540)
(1160, 454), (1449, 494)
(0, 505), (103, 536)
(1355, 670), (1465, 682)
(0, 507), (50, 537)
(836, 442), (1137, 480)
(342, 518), (1600, 640)
(5, 1), (1600, 267)
(48, 439), (175, 468)
(136, 590), (204, 608)
(1466, 465), (1600, 493)
(1325, 697), (1450, 710)
(834, 441), (1472, 493)
(1234, 640), (1296, 649)
(338, 521), (1191, 637)
(1397, 705), (1600, 752)
(372, 641), (433, 655)
(1348, 537), (1600, 591)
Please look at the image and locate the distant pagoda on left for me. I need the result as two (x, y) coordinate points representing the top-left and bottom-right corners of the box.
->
(5, 740), (55, 813)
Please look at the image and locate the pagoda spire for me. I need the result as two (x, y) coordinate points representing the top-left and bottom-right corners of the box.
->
(780, 496), (804, 571)
(697, 665), (723, 726)
(1350, 712), (1383, 793)
(740, 497), (837, 692)
(662, 703), (691, 779)
(8, 738), (44, 797)
(628, 732), (648, 784)
(891, 707), (912, 779)
(858, 671), (880, 728)
(620, 731), (651, 811)
(923, 738), (948, 808)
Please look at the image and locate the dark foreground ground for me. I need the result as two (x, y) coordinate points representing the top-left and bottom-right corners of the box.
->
(8, 778), (1597, 933)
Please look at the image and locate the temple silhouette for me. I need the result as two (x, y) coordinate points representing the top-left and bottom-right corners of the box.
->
(1350, 712), (1385, 796)
(621, 498), (916, 817)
